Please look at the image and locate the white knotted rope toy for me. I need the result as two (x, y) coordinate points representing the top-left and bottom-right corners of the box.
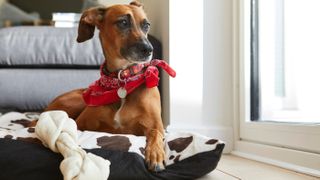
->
(35, 111), (110, 180)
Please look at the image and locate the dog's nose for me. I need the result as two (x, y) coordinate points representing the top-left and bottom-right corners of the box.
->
(137, 41), (153, 57)
(121, 38), (154, 61)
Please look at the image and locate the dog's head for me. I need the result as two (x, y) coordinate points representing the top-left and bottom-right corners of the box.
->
(77, 1), (153, 68)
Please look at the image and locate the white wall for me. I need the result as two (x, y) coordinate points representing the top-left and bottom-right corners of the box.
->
(203, 0), (233, 128)
(168, 0), (203, 126)
(203, 0), (234, 152)
(167, 0), (234, 153)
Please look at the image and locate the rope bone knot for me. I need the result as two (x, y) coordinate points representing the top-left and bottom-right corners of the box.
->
(35, 111), (110, 180)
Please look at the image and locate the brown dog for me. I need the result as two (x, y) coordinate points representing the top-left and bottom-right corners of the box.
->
(45, 1), (174, 172)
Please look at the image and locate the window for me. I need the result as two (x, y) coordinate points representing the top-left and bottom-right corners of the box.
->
(252, 0), (320, 123)
(235, 0), (320, 176)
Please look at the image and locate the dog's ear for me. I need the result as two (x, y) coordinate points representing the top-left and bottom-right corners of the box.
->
(77, 7), (107, 43)
(130, 1), (143, 8)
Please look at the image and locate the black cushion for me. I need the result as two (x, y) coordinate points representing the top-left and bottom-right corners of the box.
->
(0, 138), (224, 180)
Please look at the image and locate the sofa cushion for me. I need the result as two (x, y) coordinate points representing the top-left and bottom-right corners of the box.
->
(0, 69), (99, 111)
(0, 26), (104, 67)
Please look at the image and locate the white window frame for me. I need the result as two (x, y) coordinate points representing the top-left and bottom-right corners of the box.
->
(233, 0), (320, 177)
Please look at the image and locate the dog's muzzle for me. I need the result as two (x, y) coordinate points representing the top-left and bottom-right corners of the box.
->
(121, 38), (154, 62)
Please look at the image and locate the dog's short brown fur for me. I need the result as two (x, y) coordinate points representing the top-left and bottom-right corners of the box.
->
(46, 1), (165, 171)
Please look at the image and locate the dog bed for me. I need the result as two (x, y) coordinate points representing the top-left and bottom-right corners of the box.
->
(0, 111), (224, 180)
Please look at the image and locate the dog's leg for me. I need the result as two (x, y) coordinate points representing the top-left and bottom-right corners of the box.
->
(145, 128), (165, 172)
(124, 87), (166, 172)
(139, 106), (165, 172)
(45, 89), (86, 120)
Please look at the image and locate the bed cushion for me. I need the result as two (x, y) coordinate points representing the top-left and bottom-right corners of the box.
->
(0, 112), (225, 180)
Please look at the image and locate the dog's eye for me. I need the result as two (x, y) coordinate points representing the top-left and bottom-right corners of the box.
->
(141, 20), (150, 32)
(117, 19), (130, 29)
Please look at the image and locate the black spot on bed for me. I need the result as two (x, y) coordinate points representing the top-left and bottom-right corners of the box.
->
(139, 147), (145, 155)
(4, 135), (13, 139)
(27, 128), (35, 133)
(11, 119), (32, 128)
(174, 155), (181, 163)
(168, 136), (193, 153)
(205, 139), (218, 145)
(17, 137), (42, 144)
(97, 136), (132, 152)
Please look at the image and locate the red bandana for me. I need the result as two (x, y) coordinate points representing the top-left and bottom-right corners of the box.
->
(83, 59), (176, 106)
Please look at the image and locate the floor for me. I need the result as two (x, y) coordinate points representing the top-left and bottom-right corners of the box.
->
(199, 155), (320, 180)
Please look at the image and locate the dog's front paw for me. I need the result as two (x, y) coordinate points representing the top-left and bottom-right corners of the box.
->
(144, 129), (166, 172)
(145, 143), (165, 172)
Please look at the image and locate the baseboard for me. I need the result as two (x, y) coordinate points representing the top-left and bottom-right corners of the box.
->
(166, 124), (233, 153)
(233, 140), (320, 177)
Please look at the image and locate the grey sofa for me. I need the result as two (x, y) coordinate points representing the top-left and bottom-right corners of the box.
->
(0, 26), (162, 112)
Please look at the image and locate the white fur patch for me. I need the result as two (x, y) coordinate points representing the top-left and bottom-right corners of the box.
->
(113, 98), (125, 129)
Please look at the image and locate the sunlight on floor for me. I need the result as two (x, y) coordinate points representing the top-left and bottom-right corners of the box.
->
(198, 155), (319, 180)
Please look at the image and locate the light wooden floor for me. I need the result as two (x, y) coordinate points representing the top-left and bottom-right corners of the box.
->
(198, 155), (320, 180)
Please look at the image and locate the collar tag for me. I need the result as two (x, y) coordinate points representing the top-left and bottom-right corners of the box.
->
(117, 87), (127, 99)
(117, 70), (127, 99)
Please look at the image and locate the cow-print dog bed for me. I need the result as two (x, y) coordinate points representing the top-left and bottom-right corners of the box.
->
(0, 112), (224, 180)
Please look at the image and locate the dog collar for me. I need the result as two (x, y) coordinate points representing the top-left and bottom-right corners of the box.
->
(101, 62), (146, 79)
(83, 59), (176, 106)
